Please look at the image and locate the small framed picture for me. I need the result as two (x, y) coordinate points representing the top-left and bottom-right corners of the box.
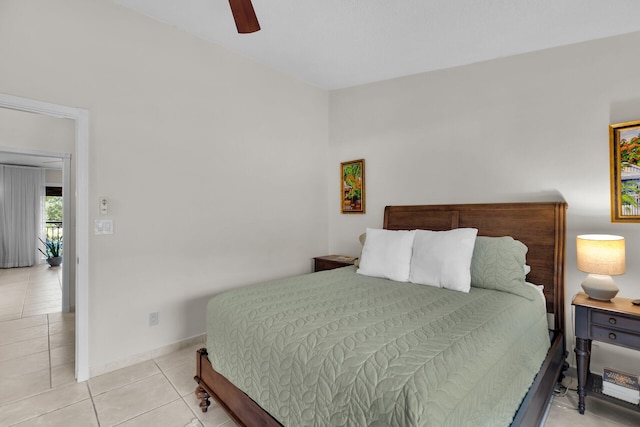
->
(610, 120), (640, 222)
(340, 159), (365, 214)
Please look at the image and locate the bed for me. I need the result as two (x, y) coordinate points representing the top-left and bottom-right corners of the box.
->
(195, 201), (568, 426)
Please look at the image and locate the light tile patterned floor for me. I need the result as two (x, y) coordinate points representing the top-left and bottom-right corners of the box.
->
(0, 265), (234, 426)
(0, 264), (62, 321)
(2, 265), (640, 426)
(0, 339), (234, 426)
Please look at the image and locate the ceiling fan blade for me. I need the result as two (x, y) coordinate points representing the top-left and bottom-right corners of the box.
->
(228, 0), (261, 34)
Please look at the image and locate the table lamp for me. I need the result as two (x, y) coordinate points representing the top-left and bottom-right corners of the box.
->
(576, 234), (625, 301)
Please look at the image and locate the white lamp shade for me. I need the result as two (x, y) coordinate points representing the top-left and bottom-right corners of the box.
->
(576, 234), (625, 276)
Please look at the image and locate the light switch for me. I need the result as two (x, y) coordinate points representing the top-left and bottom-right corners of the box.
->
(95, 219), (114, 235)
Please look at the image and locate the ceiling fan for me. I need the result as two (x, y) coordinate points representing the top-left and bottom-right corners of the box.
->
(228, 0), (261, 33)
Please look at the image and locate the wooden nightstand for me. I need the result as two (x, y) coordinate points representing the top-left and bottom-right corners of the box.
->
(572, 292), (640, 414)
(313, 255), (357, 272)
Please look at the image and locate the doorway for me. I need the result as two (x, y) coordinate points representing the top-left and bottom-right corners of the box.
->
(0, 93), (90, 382)
(0, 149), (71, 311)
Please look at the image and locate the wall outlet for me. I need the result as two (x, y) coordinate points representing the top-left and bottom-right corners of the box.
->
(149, 312), (159, 326)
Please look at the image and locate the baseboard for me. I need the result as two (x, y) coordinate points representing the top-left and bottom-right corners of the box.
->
(89, 333), (206, 378)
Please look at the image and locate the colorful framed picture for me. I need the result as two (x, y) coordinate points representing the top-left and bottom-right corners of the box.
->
(341, 159), (365, 214)
(610, 120), (640, 222)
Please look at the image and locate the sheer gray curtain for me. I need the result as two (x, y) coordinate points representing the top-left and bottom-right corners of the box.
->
(0, 165), (45, 268)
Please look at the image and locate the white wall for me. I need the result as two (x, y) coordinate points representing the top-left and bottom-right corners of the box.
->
(0, 0), (329, 374)
(0, 109), (75, 155)
(0, 110), (74, 192)
(0, 111), (73, 195)
(329, 31), (640, 375)
(45, 169), (63, 186)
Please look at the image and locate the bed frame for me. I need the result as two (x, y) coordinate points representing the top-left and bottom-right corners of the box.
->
(195, 201), (568, 427)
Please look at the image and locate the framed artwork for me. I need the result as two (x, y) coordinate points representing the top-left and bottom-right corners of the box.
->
(610, 120), (640, 222)
(341, 159), (365, 214)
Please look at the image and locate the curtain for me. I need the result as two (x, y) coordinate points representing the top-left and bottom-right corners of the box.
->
(0, 165), (45, 268)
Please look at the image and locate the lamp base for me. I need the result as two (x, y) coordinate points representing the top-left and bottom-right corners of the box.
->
(581, 274), (619, 301)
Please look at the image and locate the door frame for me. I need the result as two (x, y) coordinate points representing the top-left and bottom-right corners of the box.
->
(0, 93), (90, 382)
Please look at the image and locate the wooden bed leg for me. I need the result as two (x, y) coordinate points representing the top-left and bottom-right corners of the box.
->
(195, 385), (211, 413)
(194, 347), (211, 412)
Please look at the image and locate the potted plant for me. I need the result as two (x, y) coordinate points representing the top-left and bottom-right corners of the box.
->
(38, 231), (63, 267)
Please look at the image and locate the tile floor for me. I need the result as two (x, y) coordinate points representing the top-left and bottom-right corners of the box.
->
(0, 265), (234, 426)
(0, 264), (62, 321)
(1, 265), (640, 426)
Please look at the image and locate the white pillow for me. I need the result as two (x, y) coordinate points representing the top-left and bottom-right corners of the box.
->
(409, 228), (478, 292)
(357, 228), (417, 282)
(525, 281), (545, 305)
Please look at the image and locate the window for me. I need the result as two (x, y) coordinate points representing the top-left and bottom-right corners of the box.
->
(45, 186), (62, 238)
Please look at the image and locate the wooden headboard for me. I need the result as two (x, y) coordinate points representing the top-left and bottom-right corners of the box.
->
(384, 201), (568, 332)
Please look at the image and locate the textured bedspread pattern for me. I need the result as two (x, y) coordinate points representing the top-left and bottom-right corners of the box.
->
(206, 267), (550, 427)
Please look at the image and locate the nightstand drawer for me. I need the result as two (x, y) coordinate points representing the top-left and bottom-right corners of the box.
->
(592, 311), (640, 333)
(591, 324), (640, 350)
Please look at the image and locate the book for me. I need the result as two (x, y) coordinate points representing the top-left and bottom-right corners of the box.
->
(603, 382), (640, 398)
(602, 367), (640, 404)
(603, 367), (639, 392)
(602, 387), (640, 404)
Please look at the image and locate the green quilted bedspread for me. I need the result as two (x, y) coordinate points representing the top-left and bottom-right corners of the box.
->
(206, 266), (549, 427)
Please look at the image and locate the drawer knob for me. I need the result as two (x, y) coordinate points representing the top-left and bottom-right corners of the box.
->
(609, 317), (617, 325)
(609, 333), (617, 340)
